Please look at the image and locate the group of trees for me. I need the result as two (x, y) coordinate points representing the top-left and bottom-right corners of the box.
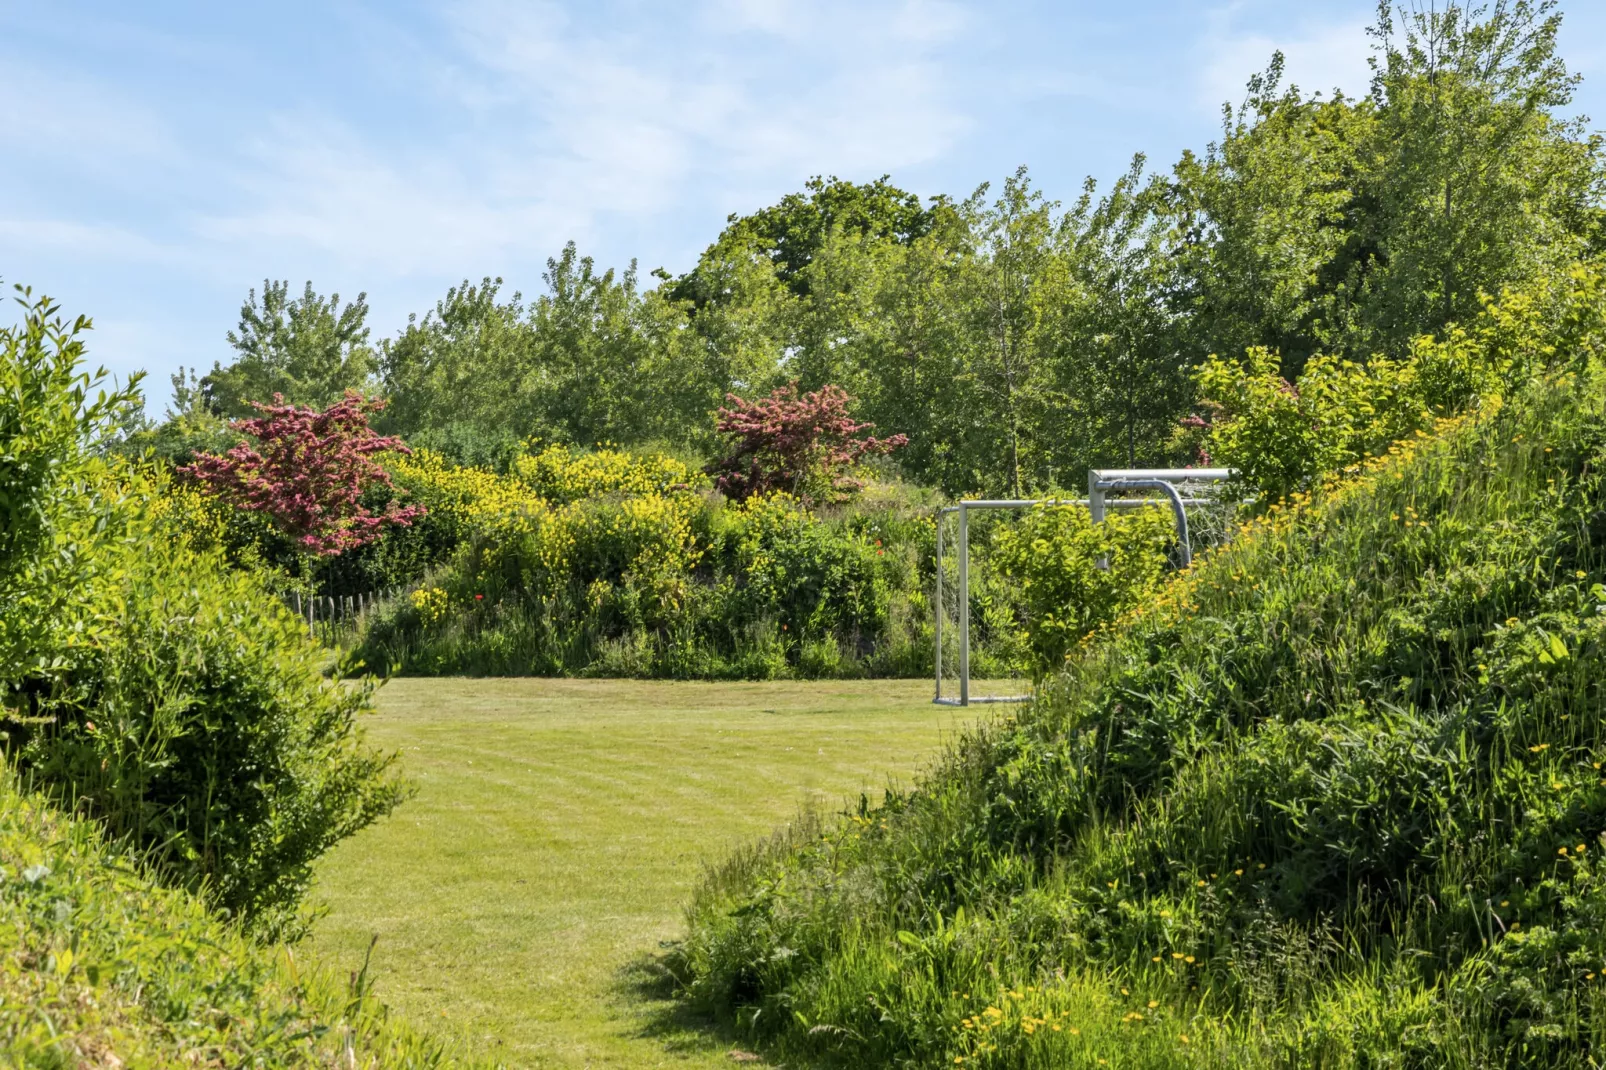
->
(127, 1), (1603, 499)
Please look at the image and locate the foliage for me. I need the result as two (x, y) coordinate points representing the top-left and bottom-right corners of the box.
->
(184, 392), (425, 559)
(1, 289), (406, 938)
(992, 500), (1178, 672)
(0, 770), (487, 1068)
(1199, 261), (1606, 501)
(665, 174), (945, 303)
(513, 441), (705, 503)
(10, 462), (409, 939)
(202, 280), (377, 417)
(708, 382), (906, 504)
(356, 449), (972, 679)
(669, 297), (1606, 1066)
(0, 288), (140, 686)
(377, 252), (743, 454)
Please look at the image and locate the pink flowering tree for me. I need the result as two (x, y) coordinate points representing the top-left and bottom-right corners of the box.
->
(708, 383), (907, 504)
(183, 392), (424, 561)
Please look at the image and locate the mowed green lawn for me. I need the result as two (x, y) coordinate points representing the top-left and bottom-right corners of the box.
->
(306, 678), (981, 1068)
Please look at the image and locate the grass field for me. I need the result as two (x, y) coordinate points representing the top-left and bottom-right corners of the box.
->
(304, 677), (980, 1068)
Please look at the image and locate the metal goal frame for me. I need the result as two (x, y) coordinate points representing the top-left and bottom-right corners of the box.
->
(933, 468), (1235, 707)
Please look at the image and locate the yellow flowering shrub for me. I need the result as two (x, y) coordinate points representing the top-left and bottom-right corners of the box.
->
(145, 478), (230, 554)
(511, 443), (704, 503)
(410, 586), (450, 626)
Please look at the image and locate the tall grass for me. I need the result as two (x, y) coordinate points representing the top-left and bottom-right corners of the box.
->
(672, 365), (1606, 1067)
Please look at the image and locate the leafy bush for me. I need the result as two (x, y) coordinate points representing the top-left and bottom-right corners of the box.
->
(670, 332), (1606, 1064)
(184, 392), (424, 560)
(0, 287), (138, 681)
(1, 292), (405, 938)
(992, 500), (1177, 672)
(512, 442), (705, 503)
(707, 382), (906, 504)
(0, 767), (485, 1068)
(356, 455), (987, 678)
(1197, 263), (1606, 502)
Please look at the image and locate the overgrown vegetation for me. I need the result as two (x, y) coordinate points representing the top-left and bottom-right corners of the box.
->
(0, 767), (486, 1068)
(668, 269), (1606, 1064)
(354, 445), (1025, 679)
(0, 287), (404, 939)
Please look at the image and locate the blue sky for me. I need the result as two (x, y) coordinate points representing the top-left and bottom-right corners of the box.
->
(5, 0), (1605, 411)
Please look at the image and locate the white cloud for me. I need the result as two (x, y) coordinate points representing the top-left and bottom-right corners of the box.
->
(192, 0), (971, 277)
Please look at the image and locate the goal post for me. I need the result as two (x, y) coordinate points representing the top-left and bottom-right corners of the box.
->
(933, 469), (1237, 707)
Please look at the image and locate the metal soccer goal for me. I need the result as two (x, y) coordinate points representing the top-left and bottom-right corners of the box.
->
(933, 468), (1238, 707)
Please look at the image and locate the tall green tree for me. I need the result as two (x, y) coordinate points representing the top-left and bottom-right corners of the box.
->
(1357, 0), (1604, 353)
(203, 281), (377, 416)
(667, 175), (946, 306)
(378, 277), (535, 463)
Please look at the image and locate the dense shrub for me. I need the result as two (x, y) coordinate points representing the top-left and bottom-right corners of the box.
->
(670, 300), (1606, 1065)
(707, 382), (906, 504)
(1, 293), (404, 939)
(992, 500), (1177, 672)
(1198, 263), (1606, 502)
(355, 430), (1195, 680)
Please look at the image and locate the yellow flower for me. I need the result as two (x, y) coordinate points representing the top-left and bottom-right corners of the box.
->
(1184, 956), (1196, 964)
(1147, 1000), (1159, 1009)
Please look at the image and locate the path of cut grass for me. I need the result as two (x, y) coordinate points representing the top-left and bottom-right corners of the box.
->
(306, 678), (977, 1068)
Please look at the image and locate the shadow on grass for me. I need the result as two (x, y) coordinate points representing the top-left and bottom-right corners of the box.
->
(615, 947), (771, 1064)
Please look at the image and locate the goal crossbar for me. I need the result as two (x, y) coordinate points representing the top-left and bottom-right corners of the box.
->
(933, 468), (1236, 707)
